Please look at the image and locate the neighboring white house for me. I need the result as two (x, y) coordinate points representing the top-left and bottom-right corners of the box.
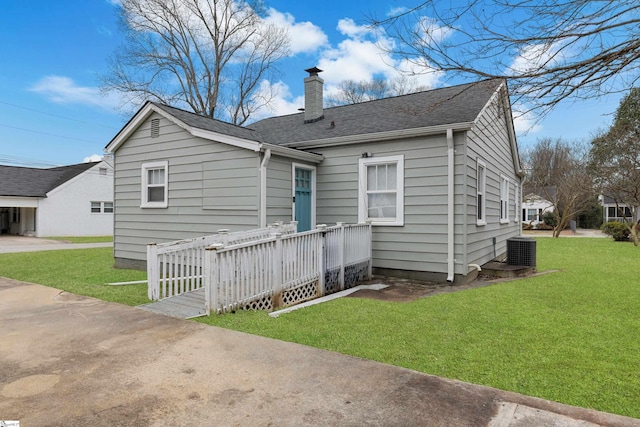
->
(521, 191), (554, 227)
(0, 160), (113, 237)
(599, 195), (638, 223)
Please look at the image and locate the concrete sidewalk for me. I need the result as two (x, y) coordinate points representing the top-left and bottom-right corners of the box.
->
(0, 235), (112, 253)
(1, 279), (638, 426)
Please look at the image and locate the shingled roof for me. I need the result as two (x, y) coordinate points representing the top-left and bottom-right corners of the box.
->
(248, 79), (504, 145)
(0, 162), (99, 198)
(151, 103), (261, 142)
(109, 78), (504, 154)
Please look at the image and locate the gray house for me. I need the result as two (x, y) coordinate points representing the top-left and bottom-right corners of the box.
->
(106, 71), (523, 283)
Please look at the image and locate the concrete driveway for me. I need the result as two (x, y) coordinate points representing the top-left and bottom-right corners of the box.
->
(1, 278), (638, 427)
(0, 235), (112, 253)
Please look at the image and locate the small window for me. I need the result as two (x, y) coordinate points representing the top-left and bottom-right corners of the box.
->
(151, 118), (160, 138)
(476, 159), (486, 225)
(99, 167), (107, 176)
(141, 161), (168, 208)
(500, 175), (509, 223)
(91, 201), (114, 213)
(358, 155), (404, 226)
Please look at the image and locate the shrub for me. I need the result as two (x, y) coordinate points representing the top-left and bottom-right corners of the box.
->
(542, 211), (557, 228)
(601, 221), (631, 242)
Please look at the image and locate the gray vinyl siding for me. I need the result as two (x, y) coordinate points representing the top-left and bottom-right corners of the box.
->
(464, 92), (521, 270)
(113, 113), (259, 263)
(266, 155), (294, 224)
(314, 134), (468, 277)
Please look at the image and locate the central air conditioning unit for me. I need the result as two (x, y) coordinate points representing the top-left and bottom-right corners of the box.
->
(506, 237), (536, 267)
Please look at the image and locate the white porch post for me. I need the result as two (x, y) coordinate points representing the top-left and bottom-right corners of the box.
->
(273, 233), (283, 306)
(204, 244), (224, 315)
(365, 221), (373, 280)
(147, 243), (159, 300)
(337, 222), (345, 290)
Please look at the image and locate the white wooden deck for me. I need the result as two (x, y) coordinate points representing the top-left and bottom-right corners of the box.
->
(138, 288), (207, 319)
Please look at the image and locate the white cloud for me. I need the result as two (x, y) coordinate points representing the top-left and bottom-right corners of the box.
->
(336, 18), (372, 39)
(508, 42), (564, 75)
(251, 79), (304, 119)
(512, 104), (542, 135)
(264, 9), (329, 55)
(415, 16), (454, 47)
(83, 154), (104, 162)
(29, 75), (122, 110)
(254, 13), (444, 117)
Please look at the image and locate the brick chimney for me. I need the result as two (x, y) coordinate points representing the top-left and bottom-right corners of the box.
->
(304, 67), (324, 123)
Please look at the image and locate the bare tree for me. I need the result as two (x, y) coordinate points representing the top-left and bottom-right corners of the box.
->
(589, 88), (640, 245)
(525, 138), (595, 237)
(327, 76), (430, 106)
(371, 1), (640, 120)
(102, 0), (289, 125)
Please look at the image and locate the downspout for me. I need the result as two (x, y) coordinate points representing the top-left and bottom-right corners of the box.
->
(447, 128), (455, 283)
(259, 148), (271, 228)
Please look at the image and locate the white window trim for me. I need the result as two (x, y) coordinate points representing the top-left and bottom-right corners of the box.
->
(358, 154), (404, 226)
(141, 161), (168, 208)
(500, 175), (510, 224)
(514, 182), (519, 222)
(476, 159), (486, 226)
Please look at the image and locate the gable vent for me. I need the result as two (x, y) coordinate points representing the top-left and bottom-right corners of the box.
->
(151, 118), (160, 138)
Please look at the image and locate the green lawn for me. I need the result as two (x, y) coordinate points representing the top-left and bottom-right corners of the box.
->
(0, 239), (638, 418)
(0, 248), (147, 306)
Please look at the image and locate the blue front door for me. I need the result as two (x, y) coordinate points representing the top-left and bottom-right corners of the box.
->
(294, 167), (312, 232)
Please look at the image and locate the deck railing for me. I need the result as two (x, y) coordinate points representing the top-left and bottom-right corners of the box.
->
(146, 221), (298, 300)
(204, 223), (372, 314)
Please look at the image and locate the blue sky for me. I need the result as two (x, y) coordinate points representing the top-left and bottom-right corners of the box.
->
(0, 0), (624, 168)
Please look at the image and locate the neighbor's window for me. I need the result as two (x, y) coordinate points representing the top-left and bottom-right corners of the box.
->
(525, 208), (540, 222)
(141, 161), (168, 208)
(91, 201), (114, 213)
(358, 155), (404, 226)
(500, 175), (509, 223)
(476, 159), (486, 225)
(608, 206), (632, 219)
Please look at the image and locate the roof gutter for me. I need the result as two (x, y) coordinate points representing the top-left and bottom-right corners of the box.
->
(281, 122), (475, 150)
(262, 142), (324, 164)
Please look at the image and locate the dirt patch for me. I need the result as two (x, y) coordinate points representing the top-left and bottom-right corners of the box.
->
(345, 277), (497, 302)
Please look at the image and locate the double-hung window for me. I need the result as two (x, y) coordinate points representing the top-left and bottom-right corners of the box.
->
(476, 159), (486, 225)
(358, 155), (404, 226)
(141, 161), (168, 208)
(500, 175), (509, 223)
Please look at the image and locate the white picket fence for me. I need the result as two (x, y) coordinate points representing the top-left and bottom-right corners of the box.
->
(203, 222), (372, 314)
(146, 221), (298, 300)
